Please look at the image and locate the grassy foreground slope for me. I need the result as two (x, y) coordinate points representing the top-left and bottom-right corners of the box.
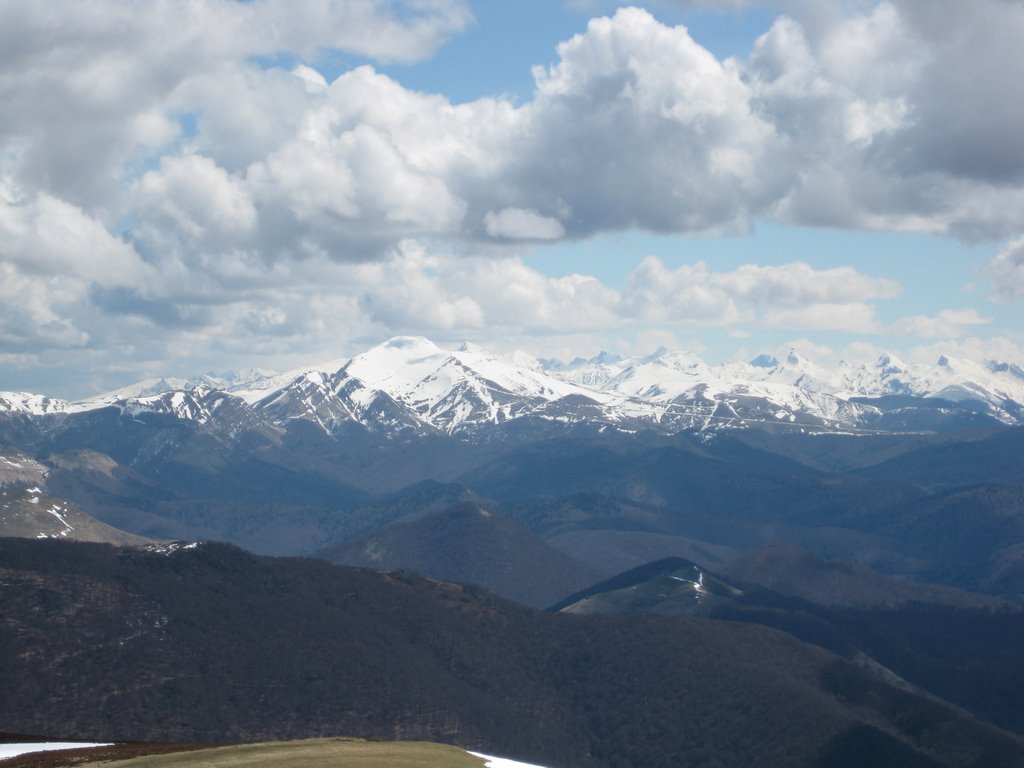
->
(81, 740), (488, 768)
(1, 740), (489, 768)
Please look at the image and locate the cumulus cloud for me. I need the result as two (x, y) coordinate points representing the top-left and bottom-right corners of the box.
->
(134, 154), (257, 243)
(907, 336), (1024, 367)
(2, 1), (1023, 389)
(890, 309), (991, 339)
(762, 303), (882, 334)
(986, 236), (1024, 301)
(518, 7), (782, 236)
(8, 2), (1024, 260)
(0, 1), (471, 211)
(620, 257), (896, 330)
(484, 208), (566, 240)
(748, 0), (1024, 239)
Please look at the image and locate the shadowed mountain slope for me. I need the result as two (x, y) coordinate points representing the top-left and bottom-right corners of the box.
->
(721, 543), (1007, 610)
(316, 502), (600, 608)
(3, 539), (1023, 768)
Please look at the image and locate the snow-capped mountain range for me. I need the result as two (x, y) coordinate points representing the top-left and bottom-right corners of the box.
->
(2, 337), (1024, 436)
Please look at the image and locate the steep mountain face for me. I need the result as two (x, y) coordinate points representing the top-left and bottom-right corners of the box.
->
(0, 447), (48, 487)
(0, 447), (151, 547)
(0, 485), (150, 546)
(4, 538), (1024, 768)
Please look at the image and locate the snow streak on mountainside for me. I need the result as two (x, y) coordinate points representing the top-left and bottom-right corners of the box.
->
(3, 337), (1024, 435)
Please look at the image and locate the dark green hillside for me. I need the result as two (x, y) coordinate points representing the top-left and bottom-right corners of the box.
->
(3, 538), (1022, 768)
(553, 552), (1024, 738)
(550, 556), (742, 614)
(316, 502), (600, 608)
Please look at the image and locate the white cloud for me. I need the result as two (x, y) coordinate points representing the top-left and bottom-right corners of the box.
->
(2, 1), (1024, 390)
(714, 262), (900, 306)
(484, 208), (566, 240)
(907, 336), (1024, 367)
(890, 309), (991, 339)
(623, 258), (745, 324)
(134, 154), (256, 242)
(778, 338), (835, 361)
(0, 186), (148, 285)
(762, 303), (882, 333)
(986, 236), (1024, 301)
(519, 7), (782, 236)
(748, 1), (1024, 239)
(620, 257), (896, 330)
(0, 0), (472, 212)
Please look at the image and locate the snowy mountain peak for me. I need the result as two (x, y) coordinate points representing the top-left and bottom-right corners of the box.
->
(5, 337), (1024, 436)
(876, 353), (908, 370)
(0, 392), (70, 416)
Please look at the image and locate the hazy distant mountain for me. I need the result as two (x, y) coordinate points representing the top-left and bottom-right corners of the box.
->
(721, 543), (1007, 610)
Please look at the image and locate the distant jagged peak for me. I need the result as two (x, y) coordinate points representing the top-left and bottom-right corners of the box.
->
(988, 360), (1024, 379)
(212, 366), (280, 385)
(785, 349), (803, 365)
(875, 352), (909, 370)
(750, 353), (780, 369)
(639, 345), (670, 364)
(539, 349), (622, 372)
(589, 350), (622, 366)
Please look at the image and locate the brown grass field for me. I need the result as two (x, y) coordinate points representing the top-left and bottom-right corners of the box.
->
(2, 739), (491, 768)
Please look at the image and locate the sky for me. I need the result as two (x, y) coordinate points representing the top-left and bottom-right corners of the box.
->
(1, 0), (1023, 398)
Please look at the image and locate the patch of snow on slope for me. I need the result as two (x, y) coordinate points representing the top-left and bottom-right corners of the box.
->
(469, 751), (550, 768)
(0, 743), (113, 759)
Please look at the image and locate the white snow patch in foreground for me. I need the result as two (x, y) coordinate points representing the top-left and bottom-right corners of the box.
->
(0, 743), (112, 759)
(469, 751), (550, 768)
